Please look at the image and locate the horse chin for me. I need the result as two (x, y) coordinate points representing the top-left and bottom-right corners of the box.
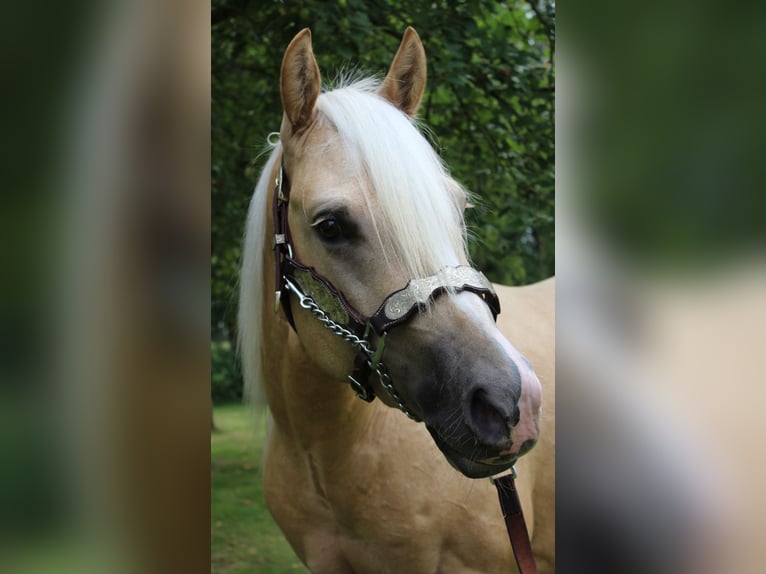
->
(426, 425), (517, 479)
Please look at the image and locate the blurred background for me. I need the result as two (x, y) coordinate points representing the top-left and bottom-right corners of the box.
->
(1, 0), (210, 572)
(557, 1), (766, 572)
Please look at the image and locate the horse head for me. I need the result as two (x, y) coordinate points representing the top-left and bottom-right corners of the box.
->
(270, 27), (542, 479)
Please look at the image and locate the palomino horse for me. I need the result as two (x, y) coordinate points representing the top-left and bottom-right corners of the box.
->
(239, 27), (554, 573)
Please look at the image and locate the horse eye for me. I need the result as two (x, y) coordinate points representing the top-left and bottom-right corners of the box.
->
(316, 218), (342, 240)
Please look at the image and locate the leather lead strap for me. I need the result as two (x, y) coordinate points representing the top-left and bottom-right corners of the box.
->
(494, 474), (538, 574)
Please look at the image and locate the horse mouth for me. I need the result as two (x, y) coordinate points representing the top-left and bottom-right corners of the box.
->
(426, 426), (517, 479)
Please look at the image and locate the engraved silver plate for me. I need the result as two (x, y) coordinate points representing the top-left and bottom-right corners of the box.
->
(292, 268), (350, 326)
(383, 266), (494, 321)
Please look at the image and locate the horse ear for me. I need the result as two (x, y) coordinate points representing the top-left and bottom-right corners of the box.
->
(280, 28), (321, 133)
(380, 27), (427, 117)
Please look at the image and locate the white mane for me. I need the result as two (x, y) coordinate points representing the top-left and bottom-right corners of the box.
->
(316, 78), (468, 277)
(238, 144), (278, 403)
(239, 78), (469, 400)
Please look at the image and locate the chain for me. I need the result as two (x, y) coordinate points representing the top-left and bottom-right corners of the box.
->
(284, 277), (422, 422)
(370, 362), (421, 421)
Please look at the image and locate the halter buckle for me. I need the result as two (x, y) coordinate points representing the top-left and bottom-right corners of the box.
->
(276, 167), (287, 203)
(347, 374), (375, 402)
(490, 464), (518, 484)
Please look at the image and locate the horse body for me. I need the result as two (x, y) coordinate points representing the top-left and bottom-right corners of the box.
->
(240, 28), (554, 573)
(260, 266), (554, 573)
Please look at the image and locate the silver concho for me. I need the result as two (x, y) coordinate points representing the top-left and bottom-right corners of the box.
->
(383, 266), (494, 321)
(291, 268), (350, 326)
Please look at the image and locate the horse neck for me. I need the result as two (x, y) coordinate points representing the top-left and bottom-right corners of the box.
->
(260, 306), (377, 454)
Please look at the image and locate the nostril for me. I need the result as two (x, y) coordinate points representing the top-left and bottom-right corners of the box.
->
(511, 404), (520, 427)
(469, 389), (511, 447)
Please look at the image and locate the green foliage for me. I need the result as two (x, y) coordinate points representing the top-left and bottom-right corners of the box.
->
(212, 404), (308, 572)
(212, 340), (244, 404)
(212, 0), (555, 337)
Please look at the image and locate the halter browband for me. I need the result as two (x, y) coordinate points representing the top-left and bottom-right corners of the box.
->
(272, 155), (501, 420)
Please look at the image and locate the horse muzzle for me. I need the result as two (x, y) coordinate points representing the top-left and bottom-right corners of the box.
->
(426, 392), (540, 479)
(413, 317), (543, 479)
(426, 428), (539, 479)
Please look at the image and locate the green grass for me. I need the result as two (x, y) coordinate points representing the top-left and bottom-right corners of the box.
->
(211, 403), (308, 573)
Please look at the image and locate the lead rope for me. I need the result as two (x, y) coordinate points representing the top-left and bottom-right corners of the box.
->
(493, 469), (538, 574)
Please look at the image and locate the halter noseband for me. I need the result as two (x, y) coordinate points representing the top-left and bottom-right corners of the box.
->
(272, 155), (501, 421)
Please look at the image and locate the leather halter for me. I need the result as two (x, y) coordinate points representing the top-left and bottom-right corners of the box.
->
(272, 154), (501, 420)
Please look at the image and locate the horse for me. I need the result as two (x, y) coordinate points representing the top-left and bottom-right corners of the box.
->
(238, 27), (555, 573)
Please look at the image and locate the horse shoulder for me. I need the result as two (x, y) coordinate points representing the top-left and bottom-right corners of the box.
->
(493, 277), (556, 573)
(262, 429), (356, 573)
(493, 277), (554, 382)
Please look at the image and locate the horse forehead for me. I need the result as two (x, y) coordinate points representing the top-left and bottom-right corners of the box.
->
(296, 164), (371, 214)
(292, 133), (373, 210)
